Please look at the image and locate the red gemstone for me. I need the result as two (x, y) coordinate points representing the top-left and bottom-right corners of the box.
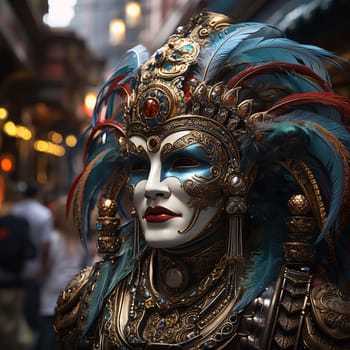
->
(143, 99), (159, 118)
(149, 138), (158, 150)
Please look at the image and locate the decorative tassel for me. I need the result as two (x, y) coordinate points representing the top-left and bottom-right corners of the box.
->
(227, 211), (244, 258)
(224, 165), (248, 258)
(226, 197), (247, 297)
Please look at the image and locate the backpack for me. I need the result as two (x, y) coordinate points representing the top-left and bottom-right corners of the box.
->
(0, 214), (36, 275)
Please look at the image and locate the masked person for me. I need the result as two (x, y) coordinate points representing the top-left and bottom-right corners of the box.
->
(55, 10), (350, 349)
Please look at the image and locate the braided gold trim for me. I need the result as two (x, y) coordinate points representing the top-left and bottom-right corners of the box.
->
(279, 159), (326, 231)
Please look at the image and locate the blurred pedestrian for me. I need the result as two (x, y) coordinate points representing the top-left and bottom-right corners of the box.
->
(0, 204), (36, 350)
(37, 196), (86, 350)
(11, 181), (53, 346)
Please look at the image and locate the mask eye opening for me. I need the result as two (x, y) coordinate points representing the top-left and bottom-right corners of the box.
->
(171, 158), (200, 169)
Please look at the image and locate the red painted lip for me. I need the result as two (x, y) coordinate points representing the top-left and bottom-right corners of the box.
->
(143, 206), (181, 223)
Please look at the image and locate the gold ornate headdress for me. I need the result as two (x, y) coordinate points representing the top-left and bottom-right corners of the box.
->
(125, 10), (252, 154)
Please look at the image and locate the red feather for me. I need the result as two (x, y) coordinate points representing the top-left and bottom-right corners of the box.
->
(83, 120), (125, 162)
(227, 62), (331, 92)
(104, 74), (127, 101)
(267, 91), (350, 127)
(66, 169), (84, 219)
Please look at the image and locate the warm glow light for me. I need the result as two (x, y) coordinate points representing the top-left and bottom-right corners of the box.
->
(3, 122), (32, 140)
(125, 2), (141, 28)
(34, 140), (65, 157)
(0, 156), (13, 173)
(110, 19), (126, 45)
(65, 134), (77, 147)
(84, 93), (97, 111)
(17, 126), (32, 141)
(3, 121), (17, 137)
(34, 140), (49, 152)
(0, 108), (8, 121)
(49, 131), (63, 144)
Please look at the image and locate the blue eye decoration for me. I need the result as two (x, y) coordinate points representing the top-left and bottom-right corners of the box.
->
(129, 154), (150, 186)
(161, 144), (211, 183)
(128, 142), (213, 187)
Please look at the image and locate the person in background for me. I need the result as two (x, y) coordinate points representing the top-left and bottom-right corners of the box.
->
(0, 203), (35, 350)
(11, 181), (53, 346)
(37, 195), (86, 350)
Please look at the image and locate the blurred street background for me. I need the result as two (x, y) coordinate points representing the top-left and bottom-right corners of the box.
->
(1, 0), (350, 202)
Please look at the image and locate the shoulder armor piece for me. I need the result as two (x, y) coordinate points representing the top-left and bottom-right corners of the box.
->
(303, 284), (350, 350)
(54, 266), (92, 341)
(310, 284), (350, 341)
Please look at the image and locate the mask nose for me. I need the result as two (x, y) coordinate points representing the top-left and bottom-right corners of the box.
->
(144, 161), (170, 200)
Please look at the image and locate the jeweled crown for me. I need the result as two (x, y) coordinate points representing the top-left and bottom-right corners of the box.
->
(125, 10), (254, 138)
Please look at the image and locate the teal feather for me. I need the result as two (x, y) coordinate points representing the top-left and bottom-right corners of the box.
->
(82, 220), (145, 335)
(106, 224), (137, 296)
(93, 45), (149, 125)
(229, 37), (342, 83)
(193, 23), (269, 83)
(275, 110), (350, 149)
(262, 121), (347, 243)
(234, 241), (281, 312)
(234, 166), (290, 311)
(111, 44), (149, 78)
(71, 126), (128, 244)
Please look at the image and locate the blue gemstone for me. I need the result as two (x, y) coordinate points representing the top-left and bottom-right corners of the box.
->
(184, 44), (193, 51)
(155, 50), (163, 61)
(171, 51), (181, 59)
(164, 62), (173, 71)
(96, 223), (103, 229)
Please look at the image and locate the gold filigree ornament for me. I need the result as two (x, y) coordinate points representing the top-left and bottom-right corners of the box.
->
(141, 37), (200, 81)
(310, 284), (350, 340)
(130, 79), (186, 133)
(123, 10), (255, 141)
(96, 198), (122, 259)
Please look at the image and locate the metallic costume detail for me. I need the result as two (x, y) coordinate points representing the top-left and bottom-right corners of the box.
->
(96, 198), (122, 258)
(122, 248), (244, 348)
(55, 267), (93, 349)
(147, 135), (161, 153)
(268, 268), (312, 350)
(54, 266), (350, 349)
(279, 159), (326, 231)
(264, 192), (315, 349)
(303, 311), (350, 350)
(133, 79), (187, 129)
(239, 285), (275, 349)
(310, 284), (350, 340)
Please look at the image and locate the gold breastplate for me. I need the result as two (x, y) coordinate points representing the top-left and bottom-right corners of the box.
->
(98, 251), (243, 349)
(54, 261), (350, 350)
